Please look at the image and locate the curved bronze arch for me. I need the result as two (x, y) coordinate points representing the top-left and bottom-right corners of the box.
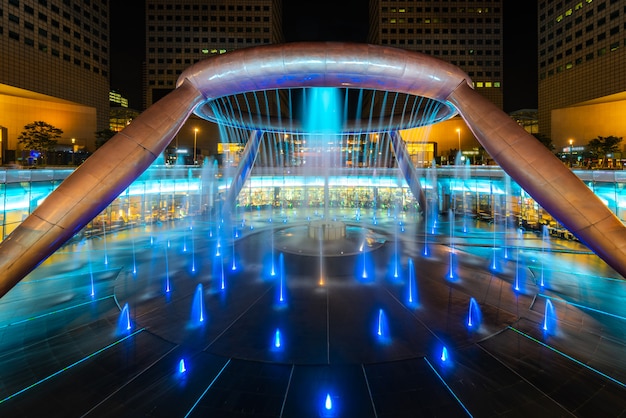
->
(0, 42), (625, 299)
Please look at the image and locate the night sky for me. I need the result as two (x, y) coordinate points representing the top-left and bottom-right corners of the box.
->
(110, 0), (537, 113)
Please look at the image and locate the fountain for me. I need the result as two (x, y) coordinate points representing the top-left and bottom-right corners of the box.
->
(3, 44), (626, 417)
(277, 253), (286, 305)
(117, 303), (131, 335)
(191, 284), (205, 326)
(406, 258), (418, 307)
(273, 329), (282, 349)
(543, 299), (557, 335)
(440, 346), (449, 362)
(466, 297), (482, 330)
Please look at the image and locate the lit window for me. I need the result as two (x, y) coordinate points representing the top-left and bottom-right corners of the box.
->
(476, 82), (484, 88)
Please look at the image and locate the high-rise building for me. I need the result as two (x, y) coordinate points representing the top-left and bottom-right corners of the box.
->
(144, 0), (284, 109)
(368, 0), (504, 109)
(537, 0), (626, 149)
(367, 1), (504, 161)
(0, 0), (110, 162)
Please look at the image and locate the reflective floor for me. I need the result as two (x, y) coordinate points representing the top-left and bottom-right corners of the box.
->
(0, 209), (625, 417)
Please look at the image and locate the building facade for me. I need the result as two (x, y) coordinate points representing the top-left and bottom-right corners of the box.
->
(144, 0), (284, 109)
(368, 0), (504, 110)
(538, 0), (626, 149)
(367, 0), (503, 160)
(0, 0), (110, 162)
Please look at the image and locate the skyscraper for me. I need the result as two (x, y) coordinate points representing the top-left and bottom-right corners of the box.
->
(0, 0), (110, 161)
(368, 1), (504, 109)
(537, 0), (626, 149)
(144, 0), (284, 109)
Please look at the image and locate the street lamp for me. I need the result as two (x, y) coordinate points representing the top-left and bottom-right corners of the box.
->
(193, 128), (199, 165)
(568, 138), (574, 167)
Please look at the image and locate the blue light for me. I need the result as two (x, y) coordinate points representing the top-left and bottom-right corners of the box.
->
(274, 329), (281, 348)
(325, 393), (332, 410)
(441, 346), (449, 362)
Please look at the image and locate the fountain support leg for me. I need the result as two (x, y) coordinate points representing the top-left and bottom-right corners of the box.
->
(221, 130), (263, 219)
(449, 81), (626, 278)
(0, 80), (205, 298)
(389, 131), (427, 214)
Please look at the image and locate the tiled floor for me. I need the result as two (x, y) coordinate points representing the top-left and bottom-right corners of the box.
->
(0, 212), (625, 417)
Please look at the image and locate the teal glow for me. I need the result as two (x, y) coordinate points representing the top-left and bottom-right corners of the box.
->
(0, 328), (144, 404)
(509, 326), (626, 389)
(424, 357), (473, 417)
(539, 294), (626, 321)
(0, 295), (113, 330)
(184, 359), (231, 418)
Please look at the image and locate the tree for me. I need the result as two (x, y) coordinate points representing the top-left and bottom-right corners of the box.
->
(532, 133), (555, 152)
(586, 135), (623, 167)
(18, 121), (63, 165)
(95, 129), (117, 149)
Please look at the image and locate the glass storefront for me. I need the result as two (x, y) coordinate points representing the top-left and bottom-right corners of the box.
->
(2, 166), (626, 242)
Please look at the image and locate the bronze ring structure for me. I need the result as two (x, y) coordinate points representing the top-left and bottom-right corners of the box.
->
(0, 42), (625, 299)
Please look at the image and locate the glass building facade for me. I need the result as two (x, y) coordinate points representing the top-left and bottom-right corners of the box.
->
(2, 165), (626, 243)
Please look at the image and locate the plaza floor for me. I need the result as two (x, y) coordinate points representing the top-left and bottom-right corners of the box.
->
(0, 209), (625, 417)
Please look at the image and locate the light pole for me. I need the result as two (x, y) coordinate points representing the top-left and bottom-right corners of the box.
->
(568, 138), (574, 167)
(193, 128), (199, 165)
(456, 128), (461, 164)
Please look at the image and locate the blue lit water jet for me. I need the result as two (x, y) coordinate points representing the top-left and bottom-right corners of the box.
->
(543, 299), (557, 335)
(220, 256), (226, 291)
(179, 358), (187, 374)
(131, 234), (137, 275)
(467, 297), (482, 330)
(318, 226), (325, 286)
(191, 283), (205, 325)
(164, 245), (171, 293)
(102, 218), (109, 266)
(189, 225), (196, 273)
(441, 346), (449, 362)
(513, 244), (527, 293)
(392, 224), (400, 279)
(376, 308), (390, 343)
(277, 253), (286, 304)
(274, 328), (281, 348)
(231, 230), (237, 271)
(446, 209), (457, 281)
(270, 232), (276, 277)
(117, 303), (131, 334)
(540, 225), (549, 287)
(325, 393), (332, 411)
(89, 261), (95, 297)
(361, 250), (368, 280)
(406, 258), (418, 307)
